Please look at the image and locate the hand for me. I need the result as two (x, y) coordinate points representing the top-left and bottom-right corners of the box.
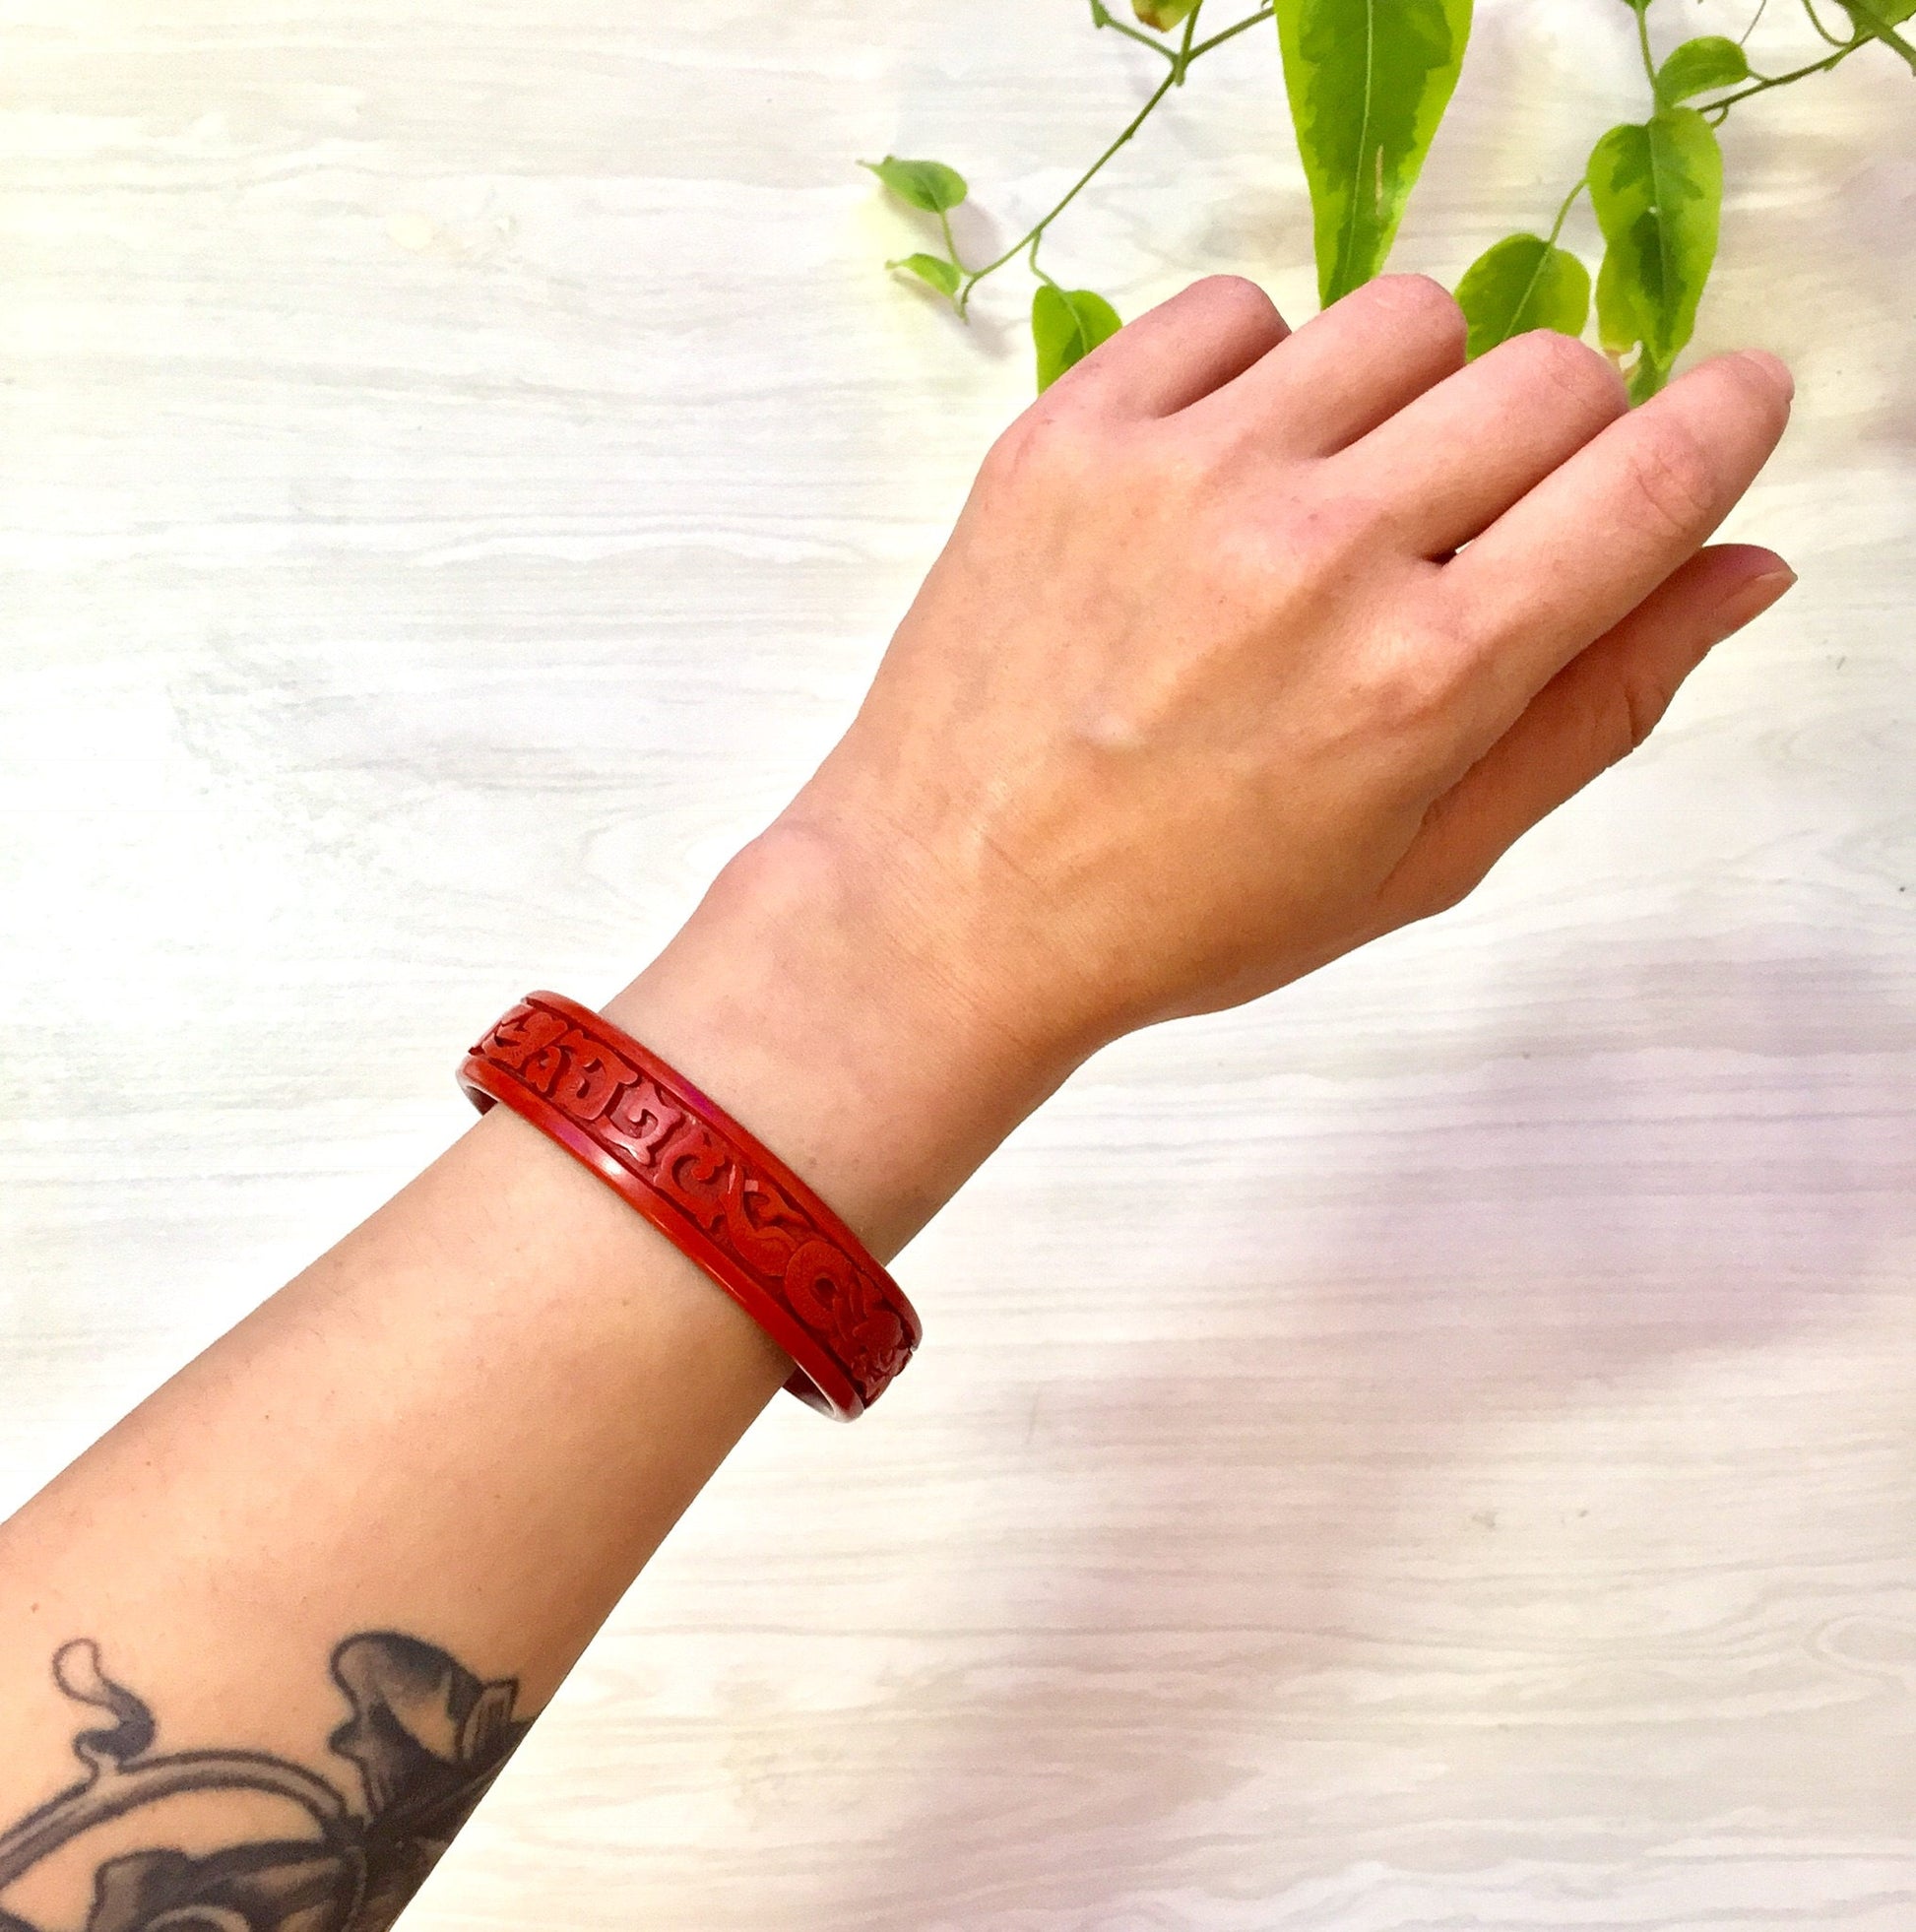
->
(798, 273), (1793, 1051)
(620, 275), (1794, 1250)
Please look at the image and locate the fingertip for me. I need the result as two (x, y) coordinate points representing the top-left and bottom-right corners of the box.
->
(1707, 542), (1791, 577)
(1735, 347), (1795, 405)
(1705, 555), (1796, 643)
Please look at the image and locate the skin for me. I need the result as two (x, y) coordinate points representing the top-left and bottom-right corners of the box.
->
(0, 277), (1791, 1932)
(629, 274), (1795, 1254)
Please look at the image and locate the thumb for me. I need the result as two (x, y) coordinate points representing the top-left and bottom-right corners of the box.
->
(1375, 544), (1796, 927)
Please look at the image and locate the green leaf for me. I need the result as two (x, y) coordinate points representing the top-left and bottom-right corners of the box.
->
(888, 252), (960, 298)
(1454, 232), (1591, 359)
(1133, 0), (1200, 26)
(1595, 246), (1672, 405)
(860, 156), (968, 215)
(1587, 108), (1722, 400)
(1624, 350), (1672, 406)
(1594, 246), (1635, 358)
(1655, 34), (1750, 103)
(1275, 0), (1475, 308)
(1033, 286), (1122, 392)
(1840, 0), (1916, 33)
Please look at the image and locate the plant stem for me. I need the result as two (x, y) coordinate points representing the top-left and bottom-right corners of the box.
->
(1836, 0), (1916, 72)
(1187, 3), (1276, 60)
(1546, 178), (1586, 246)
(1801, 0), (1851, 45)
(1740, 0), (1771, 43)
(952, 0), (1267, 311)
(1088, 0), (1182, 62)
(1703, 33), (1865, 112)
(1634, 3), (1660, 88)
(958, 59), (1185, 310)
(1172, 2), (1206, 84)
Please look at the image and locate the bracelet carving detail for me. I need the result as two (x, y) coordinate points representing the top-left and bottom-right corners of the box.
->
(460, 994), (921, 1419)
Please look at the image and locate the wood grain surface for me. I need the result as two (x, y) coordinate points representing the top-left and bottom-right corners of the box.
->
(4, 3), (1915, 1925)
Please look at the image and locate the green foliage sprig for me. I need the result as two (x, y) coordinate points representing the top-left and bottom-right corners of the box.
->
(862, 0), (1913, 396)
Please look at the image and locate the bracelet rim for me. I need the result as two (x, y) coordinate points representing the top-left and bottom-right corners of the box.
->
(459, 992), (922, 1420)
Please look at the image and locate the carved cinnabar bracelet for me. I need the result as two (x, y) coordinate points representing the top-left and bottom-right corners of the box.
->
(459, 992), (921, 1419)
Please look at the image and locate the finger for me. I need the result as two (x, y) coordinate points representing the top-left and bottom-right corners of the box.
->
(1187, 273), (1467, 454)
(1375, 545), (1795, 928)
(1060, 275), (1290, 419)
(1440, 350), (1794, 720)
(1332, 329), (1629, 557)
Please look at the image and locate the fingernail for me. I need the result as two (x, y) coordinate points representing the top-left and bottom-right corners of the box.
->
(1737, 348), (1795, 401)
(1711, 564), (1797, 642)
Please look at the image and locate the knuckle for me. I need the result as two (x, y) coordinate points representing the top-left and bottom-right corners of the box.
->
(1507, 328), (1629, 419)
(1185, 272), (1280, 325)
(1367, 273), (1468, 353)
(1420, 866), (1483, 921)
(1165, 274), (1288, 366)
(1204, 515), (1284, 602)
(1599, 662), (1678, 762)
(1627, 418), (1719, 540)
(1363, 631), (1468, 740)
(1392, 792), (1497, 923)
(1134, 429), (1211, 504)
(983, 400), (1105, 493)
(1285, 488), (1388, 574)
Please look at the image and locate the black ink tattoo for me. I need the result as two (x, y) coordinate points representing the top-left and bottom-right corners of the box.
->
(0, 1633), (535, 1932)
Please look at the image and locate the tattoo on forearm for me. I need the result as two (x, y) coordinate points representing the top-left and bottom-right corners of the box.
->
(0, 1633), (536, 1932)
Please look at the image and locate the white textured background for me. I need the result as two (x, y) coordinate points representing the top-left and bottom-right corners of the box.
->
(4, 3), (1916, 1927)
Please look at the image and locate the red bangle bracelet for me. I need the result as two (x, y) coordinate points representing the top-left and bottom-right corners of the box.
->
(458, 992), (921, 1420)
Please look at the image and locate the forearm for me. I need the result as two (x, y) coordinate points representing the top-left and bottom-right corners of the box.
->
(0, 825), (1054, 1931)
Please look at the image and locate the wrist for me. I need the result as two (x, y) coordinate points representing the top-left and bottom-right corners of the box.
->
(603, 816), (1073, 1259)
